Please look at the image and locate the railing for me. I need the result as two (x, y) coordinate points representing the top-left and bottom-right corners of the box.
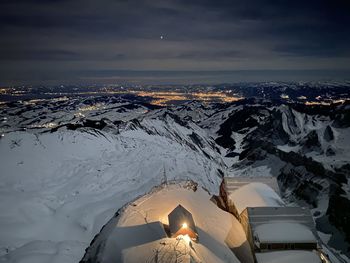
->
(318, 250), (332, 263)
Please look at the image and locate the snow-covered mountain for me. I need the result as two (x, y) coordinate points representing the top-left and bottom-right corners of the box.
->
(0, 95), (349, 262)
(193, 99), (350, 261)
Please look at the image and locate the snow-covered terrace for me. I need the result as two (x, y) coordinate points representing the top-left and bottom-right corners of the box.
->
(254, 222), (317, 244)
(246, 206), (317, 234)
(255, 250), (322, 263)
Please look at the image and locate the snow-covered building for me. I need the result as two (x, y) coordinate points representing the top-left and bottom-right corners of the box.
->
(221, 177), (325, 263)
(240, 206), (318, 252)
(220, 177), (284, 218)
(168, 204), (198, 240)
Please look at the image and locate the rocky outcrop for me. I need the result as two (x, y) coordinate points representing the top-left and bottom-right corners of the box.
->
(302, 130), (322, 153)
(323, 125), (334, 142)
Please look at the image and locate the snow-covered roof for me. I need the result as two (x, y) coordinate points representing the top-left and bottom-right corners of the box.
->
(228, 182), (285, 214)
(254, 222), (317, 243)
(223, 176), (280, 195)
(255, 250), (322, 263)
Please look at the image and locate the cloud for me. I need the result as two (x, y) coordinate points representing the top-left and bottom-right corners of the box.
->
(0, 49), (82, 61)
(0, 0), (350, 84)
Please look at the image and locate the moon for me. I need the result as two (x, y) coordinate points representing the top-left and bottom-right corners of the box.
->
(160, 35), (164, 40)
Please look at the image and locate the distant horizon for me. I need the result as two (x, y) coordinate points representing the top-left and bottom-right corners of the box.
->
(2, 69), (350, 87)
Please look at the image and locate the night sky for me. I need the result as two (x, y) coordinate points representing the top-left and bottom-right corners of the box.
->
(1, 0), (350, 85)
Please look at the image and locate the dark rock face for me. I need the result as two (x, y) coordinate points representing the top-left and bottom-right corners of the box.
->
(215, 106), (267, 148)
(326, 147), (336, 156)
(211, 101), (350, 256)
(327, 188), (350, 244)
(225, 151), (240, 158)
(278, 165), (323, 207)
(218, 107), (264, 133)
(324, 125), (334, 142)
(82, 119), (108, 130)
(215, 135), (235, 150)
(302, 130), (322, 153)
(188, 132), (204, 148)
(293, 181), (321, 208)
(50, 119), (109, 132)
(255, 110), (290, 145)
(333, 109), (350, 128)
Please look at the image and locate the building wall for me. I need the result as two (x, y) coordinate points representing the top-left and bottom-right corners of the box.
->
(259, 242), (317, 251)
(220, 180), (241, 218)
(219, 181), (228, 209)
(240, 209), (256, 257)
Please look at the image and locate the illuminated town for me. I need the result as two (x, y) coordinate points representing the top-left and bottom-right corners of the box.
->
(1, 83), (350, 107)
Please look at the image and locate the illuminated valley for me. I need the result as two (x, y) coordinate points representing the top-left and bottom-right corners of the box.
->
(1, 82), (350, 107)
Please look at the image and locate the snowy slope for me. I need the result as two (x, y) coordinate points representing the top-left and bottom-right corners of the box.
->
(196, 100), (350, 261)
(0, 116), (225, 262)
(1, 94), (350, 262)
